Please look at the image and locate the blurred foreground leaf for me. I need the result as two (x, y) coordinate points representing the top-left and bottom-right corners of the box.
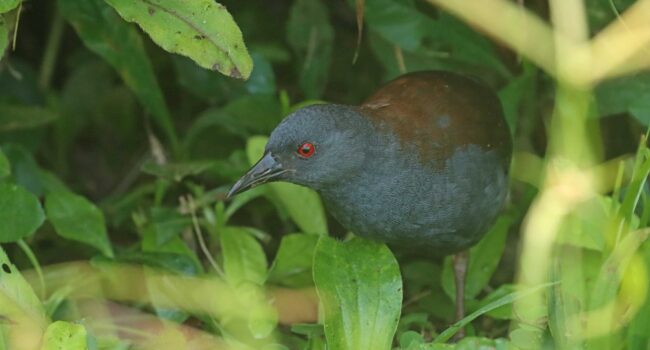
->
(314, 236), (402, 350)
(0, 183), (44, 243)
(0, 245), (47, 350)
(40, 321), (87, 350)
(59, 0), (178, 149)
(45, 191), (114, 257)
(105, 0), (252, 79)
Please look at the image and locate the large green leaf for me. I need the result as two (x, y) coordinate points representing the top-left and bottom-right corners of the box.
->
(105, 0), (252, 79)
(287, 0), (333, 98)
(596, 72), (650, 125)
(313, 236), (402, 350)
(220, 226), (267, 286)
(0, 104), (58, 131)
(58, 0), (178, 149)
(246, 136), (328, 235)
(442, 214), (513, 301)
(268, 233), (319, 287)
(45, 191), (113, 257)
(0, 183), (44, 243)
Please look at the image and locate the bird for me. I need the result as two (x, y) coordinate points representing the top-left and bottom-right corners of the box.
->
(227, 70), (512, 333)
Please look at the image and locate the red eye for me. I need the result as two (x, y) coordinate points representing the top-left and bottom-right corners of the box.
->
(297, 142), (315, 158)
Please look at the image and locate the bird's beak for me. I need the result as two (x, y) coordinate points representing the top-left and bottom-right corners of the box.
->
(227, 152), (285, 199)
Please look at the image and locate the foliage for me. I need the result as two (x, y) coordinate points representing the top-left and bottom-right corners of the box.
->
(0, 0), (649, 349)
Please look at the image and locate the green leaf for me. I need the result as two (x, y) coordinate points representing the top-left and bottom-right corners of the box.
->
(287, 0), (333, 98)
(268, 234), (319, 287)
(172, 52), (274, 104)
(40, 321), (87, 350)
(313, 236), (402, 350)
(442, 214), (513, 301)
(0, 184), (44, 243)
(0, 0), (19, 14)
(0, 245), (48, 349)
(104, 0), (252, 80)
(220, 226), (267, 286)
(596, 72), (650, 125)
(246, 136), (328, 235)
(45, 191), (114, 257)
(147, 207), (191, 245)
(59, 0), (178, 149)
(0, 104), (58, 131)
(498, 63), (537, 135)
(0, 148), (9, 179)
(140, 160), (216, 182)
(361, 0), (508, 78)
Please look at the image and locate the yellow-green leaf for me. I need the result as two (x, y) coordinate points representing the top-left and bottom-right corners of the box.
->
(40, 321), (87, 350)
(105, 0), (252, 79)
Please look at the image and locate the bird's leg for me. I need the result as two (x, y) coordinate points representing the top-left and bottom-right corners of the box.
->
(452, 250), (469, 340)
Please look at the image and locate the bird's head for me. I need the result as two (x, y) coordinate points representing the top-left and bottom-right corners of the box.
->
(228, 104), (371, 197)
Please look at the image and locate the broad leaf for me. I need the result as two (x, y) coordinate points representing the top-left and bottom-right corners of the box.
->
(0, 183), (44, 243)
(105, 0), (252, 79)
(59, 0), (178, 148)
(268, 234), (319, 287)
(40, 321), (87, 350)
(0, 104), (58, 131)
(246, 136), (328, 235)
(220, 226), (267, 286)
(596, 72), (650, 125)
(313, 236), (402, 350)
(45, 191), (114, 257)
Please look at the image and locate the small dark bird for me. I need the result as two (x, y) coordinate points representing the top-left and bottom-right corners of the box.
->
(228, 71), (512, 330)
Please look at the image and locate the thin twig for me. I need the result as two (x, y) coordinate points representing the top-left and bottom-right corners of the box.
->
(183, 195), (224, 277)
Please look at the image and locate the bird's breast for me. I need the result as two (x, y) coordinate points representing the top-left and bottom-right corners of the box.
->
(320, 145), (508, 254)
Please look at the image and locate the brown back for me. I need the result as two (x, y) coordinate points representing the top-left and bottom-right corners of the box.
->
(359, 71), (511, 168)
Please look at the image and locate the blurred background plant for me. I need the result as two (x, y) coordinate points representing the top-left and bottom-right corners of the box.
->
(0, 0), (649, 349)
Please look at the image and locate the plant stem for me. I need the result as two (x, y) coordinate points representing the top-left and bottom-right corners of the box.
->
(38, 10), (64, 90)
(17, 239), (46, 300)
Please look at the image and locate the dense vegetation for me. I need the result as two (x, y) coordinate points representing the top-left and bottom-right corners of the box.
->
(0, 0), (649, 349)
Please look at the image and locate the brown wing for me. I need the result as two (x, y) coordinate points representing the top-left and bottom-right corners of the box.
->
(359, 71), (511, 168)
